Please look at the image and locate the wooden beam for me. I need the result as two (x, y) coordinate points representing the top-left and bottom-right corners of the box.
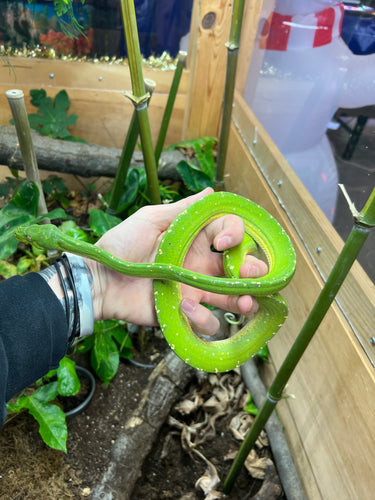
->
(183, 0), (232, 139)
(0, 57), (188, 148)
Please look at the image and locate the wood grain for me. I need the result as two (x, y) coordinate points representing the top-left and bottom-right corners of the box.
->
(0, 57), (188, 148)
(183, 0), (232, 139)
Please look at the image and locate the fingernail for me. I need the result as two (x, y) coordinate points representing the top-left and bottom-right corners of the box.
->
(181, 298), (196, 314)
(217, 236), (232, 251)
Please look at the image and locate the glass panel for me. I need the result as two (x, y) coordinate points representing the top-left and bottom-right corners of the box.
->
(0, 1), (193, 58)
(243, 0), (375, 282)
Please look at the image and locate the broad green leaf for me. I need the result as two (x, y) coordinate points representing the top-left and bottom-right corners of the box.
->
(59, 220), (88, 241)
(89, 209), (121, 237)
(177, 160), (214, 192)
(91, 323), (120, 386)
(193, 138), (216, 179)
(57, 357), (80, 397)
(3, 181), (39, 215)
(24, 399), (67, 452)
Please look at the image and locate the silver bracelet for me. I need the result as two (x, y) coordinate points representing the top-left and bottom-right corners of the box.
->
(64, 253), (94, 339)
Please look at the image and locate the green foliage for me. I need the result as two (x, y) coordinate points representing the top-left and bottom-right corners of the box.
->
(0, 181), (67, 260)
(167, 137), (217, 193)
(243, 394), (258, 417)
(75, 320), (133, 387)
(256, 345), (269, 363)
(42, 175), (70, 208)
(20, 89), (86, 142)
(7, 357), (81, 452)
(88, 209), (122, 238)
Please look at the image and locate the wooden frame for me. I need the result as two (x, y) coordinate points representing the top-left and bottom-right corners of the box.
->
(1, 1), (374, 497)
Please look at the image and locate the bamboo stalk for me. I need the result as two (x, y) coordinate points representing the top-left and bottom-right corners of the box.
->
(223, 186), (375, 494)
(5, 89), (48, 216)
(120, 0), (161, 205)
(154, 51), (187, 166)
(214, 0), (245, 191)
(108, 79), (156, 213)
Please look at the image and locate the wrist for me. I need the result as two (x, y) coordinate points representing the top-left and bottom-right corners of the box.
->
(38, 254), (95, 343)
(82, 257), (104, 322)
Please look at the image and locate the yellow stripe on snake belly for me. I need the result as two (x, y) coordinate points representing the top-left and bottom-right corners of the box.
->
(154, 191), (296, 373)
(14, 191), (296, 373)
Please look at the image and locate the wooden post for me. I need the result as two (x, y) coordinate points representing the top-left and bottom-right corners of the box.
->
(183, 0), (233, 139)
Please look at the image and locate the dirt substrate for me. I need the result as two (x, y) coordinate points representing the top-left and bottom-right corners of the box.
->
(0, 334), (285, 500)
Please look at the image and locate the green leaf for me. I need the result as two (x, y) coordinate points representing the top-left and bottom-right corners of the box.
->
(89, 209), (121, 238)
(166, 136), (218, 151)
(27, 89), (83, 141)
(16, 256), (33, 275)
(194, 137), (216, 179)
(74, 333), (95, 354)
(244, 394), (258, 416)
(11, 381), (67, 451)
(256, 345), (269, 363)
(177, 160), (214, 192)
(25, 399), (67, 452)
(57, 357), (80, 397)
(91, 322), (120, 386)
(30, 88), (47, 107)
(0, 181), (39, 259)
(0, 260), (17, 279)
(59, 220), (88, 241)
(4, 181), (39, 215)
(112, 326), (133, 359)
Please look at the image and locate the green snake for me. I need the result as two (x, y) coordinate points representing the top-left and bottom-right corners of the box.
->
(14, 192), (296, 373)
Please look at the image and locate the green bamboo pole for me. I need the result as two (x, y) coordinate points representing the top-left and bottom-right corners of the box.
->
(154, 51), (187, 166)
(5, 89), (48, 216)
(108, 79), (156, 213)
(120, 0), (161, 204)
(214, 0), (245, 191)
(223, 186), (375, 494)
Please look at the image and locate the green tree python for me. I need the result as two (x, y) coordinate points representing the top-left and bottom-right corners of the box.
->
(14, 192), (296, 373)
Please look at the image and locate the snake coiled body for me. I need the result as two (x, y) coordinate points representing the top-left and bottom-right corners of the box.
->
(14, 192), (296, 372)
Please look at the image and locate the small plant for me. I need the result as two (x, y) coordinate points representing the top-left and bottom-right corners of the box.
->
(6, 357), (81, 452)
(75, 320), (133, 387)
(12, 89), (87, 143)
(167, 137), (218, 193)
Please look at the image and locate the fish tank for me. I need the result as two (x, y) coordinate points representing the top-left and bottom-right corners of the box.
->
(0, 0), (193, 58)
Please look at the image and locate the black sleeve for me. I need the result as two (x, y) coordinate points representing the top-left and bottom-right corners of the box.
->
(0, 273), (68, 427)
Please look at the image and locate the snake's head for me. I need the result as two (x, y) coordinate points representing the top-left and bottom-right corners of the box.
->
(14, 224), (34, 244)
(14, 224), (58, 251)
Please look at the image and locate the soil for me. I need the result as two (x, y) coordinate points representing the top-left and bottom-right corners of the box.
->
(0, 331), (284, 500)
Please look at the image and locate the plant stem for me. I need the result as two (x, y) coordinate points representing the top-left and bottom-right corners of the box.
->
(223, 187), (375, 494)
(214, 0), (245, 191)
(108, 79), (156, 213)
(154, 51), (187, 166)
(120, 0), (161, 204)
(5, 89), (48, 216)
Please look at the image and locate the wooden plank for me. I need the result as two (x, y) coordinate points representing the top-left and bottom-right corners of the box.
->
(183, 0), (232, 139)
(226, 93), (375, 499)
(0, 57), (188, 148)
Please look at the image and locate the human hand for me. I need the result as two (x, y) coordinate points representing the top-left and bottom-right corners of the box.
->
(85, 188), (268, 335)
